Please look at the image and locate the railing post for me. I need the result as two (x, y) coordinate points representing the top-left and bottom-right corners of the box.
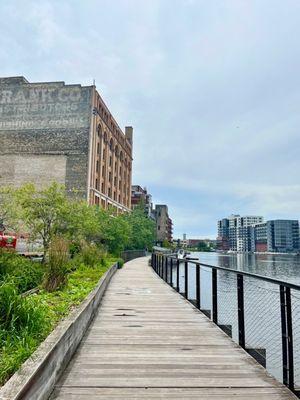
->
(237, 274), (245, 349)
(165, 256), (168, 282)
(212, 268), (218, 324)
(184, 261), (188, 298)
(196, 264), (200, 309)
(176, 259), (180, 292)
(159, 255), (162, 277)
(170, 258), (173, 287)
(280, 285), (294, 391)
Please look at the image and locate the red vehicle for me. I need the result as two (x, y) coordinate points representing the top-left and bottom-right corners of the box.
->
(0, 233), (17, 249)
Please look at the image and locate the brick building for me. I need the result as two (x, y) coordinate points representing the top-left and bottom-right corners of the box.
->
(0, 77), (132, 211)
(154, 205), (173, 243)
(131, 185), (153, 217)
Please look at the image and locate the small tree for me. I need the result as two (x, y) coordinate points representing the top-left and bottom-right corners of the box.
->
(14, 183), (70, 261)
(125, 206), (156, 250)
(97, 208), (131, 255)
(0, 187), (21, 233)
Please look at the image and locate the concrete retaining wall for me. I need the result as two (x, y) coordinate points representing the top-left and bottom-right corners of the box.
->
(0, 262), (118, 400)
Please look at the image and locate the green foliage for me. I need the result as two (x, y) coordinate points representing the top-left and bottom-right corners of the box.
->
(0, 259), (112, 385)
(162, 239), (172, 249)
(0, 250), (44, 293)
(196, 241), (213, 252)
(77, 241), (107, 268)
(43, 236), (69, 292)
(124, 207), (156, 251)
(97, 208), (131, 255)
(0, 282), (51, 384)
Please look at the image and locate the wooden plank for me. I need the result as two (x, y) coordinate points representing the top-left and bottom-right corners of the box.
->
(51, 257), (297, 399)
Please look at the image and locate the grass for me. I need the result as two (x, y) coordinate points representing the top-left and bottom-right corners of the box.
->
(0, 257), (117, 386)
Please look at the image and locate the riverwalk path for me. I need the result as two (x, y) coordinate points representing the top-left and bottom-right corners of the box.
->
(51, 257), (296, 399)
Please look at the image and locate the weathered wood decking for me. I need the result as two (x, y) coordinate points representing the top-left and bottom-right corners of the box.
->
(51, 257), (296, 399)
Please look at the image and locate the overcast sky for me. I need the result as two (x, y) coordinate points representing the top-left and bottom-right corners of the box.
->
(1, 0), (300, 238)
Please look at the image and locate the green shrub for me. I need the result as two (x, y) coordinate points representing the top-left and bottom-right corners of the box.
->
(0, 283), (49, 334)
(43, 236), (69, 292)
(0, 282), (51, 385)
(0, 250), (44, 293)
(79, 242), (106, 268)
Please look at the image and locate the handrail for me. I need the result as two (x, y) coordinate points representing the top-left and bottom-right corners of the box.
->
(151, 251), (300, 395)
(167, 255), (300, 291)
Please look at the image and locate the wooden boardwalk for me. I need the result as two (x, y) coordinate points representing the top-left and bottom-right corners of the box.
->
(51, 257), (297, 399)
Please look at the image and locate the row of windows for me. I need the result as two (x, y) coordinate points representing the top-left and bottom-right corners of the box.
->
(96, 120), (130, 156)
(96, 140), (131, 169)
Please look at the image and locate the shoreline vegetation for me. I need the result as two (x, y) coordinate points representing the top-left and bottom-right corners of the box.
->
(0, 182), (156, 386)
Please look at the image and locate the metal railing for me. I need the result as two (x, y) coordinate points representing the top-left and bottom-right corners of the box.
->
(121, 249), (147, 263)
(151, 252), (300, 396)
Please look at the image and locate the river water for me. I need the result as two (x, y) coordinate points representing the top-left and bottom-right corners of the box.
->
(171, 251), (300, 386)
(194, 251), (300, 284)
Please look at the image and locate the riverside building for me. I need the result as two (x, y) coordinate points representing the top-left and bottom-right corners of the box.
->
(250, 220), (300, 253)
(154, 205), (173, 244)
(217, 215), (264, 252)
(218, 215), (300, 253)
(131, 185), (153, 217)
(0, 77), (132, 212)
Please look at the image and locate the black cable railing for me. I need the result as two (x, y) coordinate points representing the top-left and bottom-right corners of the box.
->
(151, 252), (300, 396)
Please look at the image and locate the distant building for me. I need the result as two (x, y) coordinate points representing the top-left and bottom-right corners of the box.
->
(187, 238), (216, 248)
(217, 215), (264, 252)
(0, 76), (132, 212)
(219, 215), (300, 253)
(267, 220), (299, 253)
(131, 185), (153, 217)
(250, 222), (267, 252)
(154, 205), (173, 243)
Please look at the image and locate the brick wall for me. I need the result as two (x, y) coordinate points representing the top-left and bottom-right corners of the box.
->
(0, 77), (93, 198)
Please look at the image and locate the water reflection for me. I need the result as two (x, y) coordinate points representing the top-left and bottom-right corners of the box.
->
(193, 252), (300, 284)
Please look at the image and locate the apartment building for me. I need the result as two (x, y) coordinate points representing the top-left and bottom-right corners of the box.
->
(217, 215), (264, 252)
(131, 185), (153, 217)
(154, 205), (173, 243)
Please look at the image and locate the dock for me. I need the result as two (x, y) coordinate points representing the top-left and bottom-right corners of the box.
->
(51, 257), (297, 399)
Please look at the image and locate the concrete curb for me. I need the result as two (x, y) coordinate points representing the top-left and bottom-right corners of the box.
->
(0, 262), (118, 400)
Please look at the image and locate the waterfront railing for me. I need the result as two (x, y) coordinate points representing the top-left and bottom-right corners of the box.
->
(151, 252), (300, 396)
(121, 249), (147, 263)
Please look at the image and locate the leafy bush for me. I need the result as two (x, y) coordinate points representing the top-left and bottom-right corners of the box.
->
(0, 250), (44, 293)
(78, 242), (106, 268)
(0, 282), (51, 385)
(43, 237), (69, 292)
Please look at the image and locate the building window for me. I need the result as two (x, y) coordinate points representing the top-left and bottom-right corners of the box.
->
(109, 156), (112, 166)
(101, 182), (104, 192)
(97, 143), (100, 154)
(108, 188), (111, 197)
(109, 172), (112, 182)
(96, 160), (99, 172)
(97, 124), (101, 138)
(95, 178), (99, 190)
